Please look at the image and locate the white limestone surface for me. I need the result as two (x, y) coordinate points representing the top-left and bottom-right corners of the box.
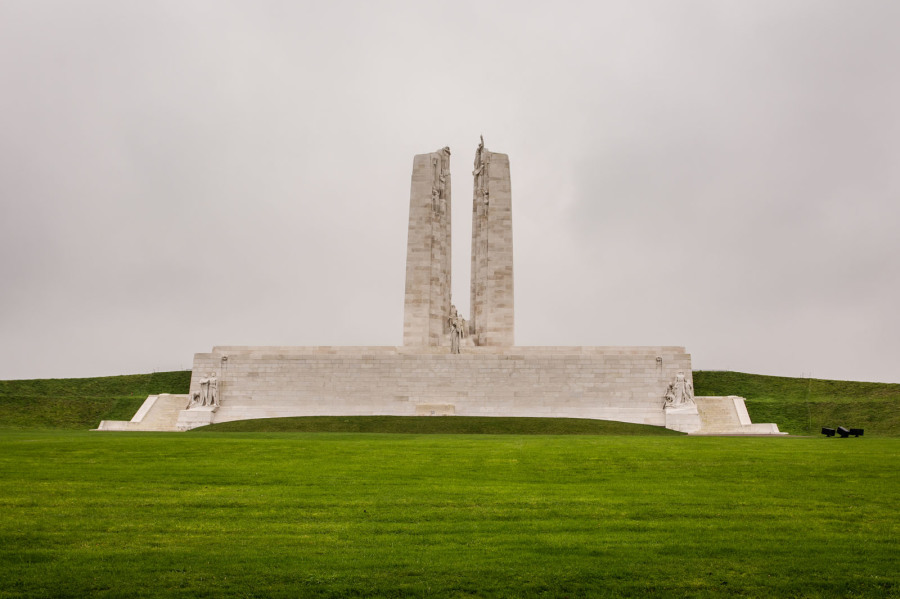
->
(693, 396), (785, 435)
(403, 149), (452, 346)
(96, 394), (190, 431)
(187, 345), (692, 428)
(664, 404), (702, 434)
(470, 149), (514, 347)
(95, 350), (783, 434)
(176, 406), (217, 431)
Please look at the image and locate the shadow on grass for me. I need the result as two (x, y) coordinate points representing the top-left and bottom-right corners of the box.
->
(191, 415), (685, 435)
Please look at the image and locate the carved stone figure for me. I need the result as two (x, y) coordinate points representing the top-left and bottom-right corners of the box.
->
(195, 372), (219, 407)
(208, 372), (219, 407)
(438, 170), (448, 214)
(432, 146), (451, 214)
(664, 371), (694, 408)
(431, 156), (441, 212)
(188, 373), (220, 409)
(473, 135), (488, 202)
(198, 375), (210, 406)
(448, 304), (467, 354)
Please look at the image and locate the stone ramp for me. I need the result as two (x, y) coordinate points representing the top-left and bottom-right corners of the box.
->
(96, 393), (188, 431)
(694, 396), (784, 435)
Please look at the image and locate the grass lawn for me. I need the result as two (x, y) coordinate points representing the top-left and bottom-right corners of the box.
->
(0, 431), (897, 598)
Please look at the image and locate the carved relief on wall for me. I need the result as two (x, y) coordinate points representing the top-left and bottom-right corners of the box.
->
(473, 135), (489, 204)
(432, 146), (451, 215)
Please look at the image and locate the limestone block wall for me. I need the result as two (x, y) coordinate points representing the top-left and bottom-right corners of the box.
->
(189, 346), (692, 427)
(403, 149), (451, 346)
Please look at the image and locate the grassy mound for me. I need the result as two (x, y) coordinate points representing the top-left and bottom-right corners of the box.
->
(694, 370), (900, 436)
(0, 371), (190, 429)
(195, 415), (683, 435)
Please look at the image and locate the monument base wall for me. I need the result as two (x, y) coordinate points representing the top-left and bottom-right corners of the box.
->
(95, 346), (783, 434)
(185, 346), (690, 427)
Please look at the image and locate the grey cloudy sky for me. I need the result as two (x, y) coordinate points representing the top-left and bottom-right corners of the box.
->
(1, 0), (898, 383)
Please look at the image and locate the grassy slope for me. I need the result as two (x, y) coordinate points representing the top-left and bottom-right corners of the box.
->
(694, 371), (900, 436)
(1, 369), (898, 436)
(0, 371), (191, 429)
(0, 432), (897, 598)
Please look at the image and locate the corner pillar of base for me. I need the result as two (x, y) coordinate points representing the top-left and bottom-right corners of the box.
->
(176, 406), (218, 431)
(664, 405), (702, 434)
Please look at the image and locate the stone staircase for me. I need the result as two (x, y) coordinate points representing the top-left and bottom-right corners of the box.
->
(96, 393), (189, 431)
(139, 394), (189, 430)
(696, 397), (741, 433)
(694, 396), (784, 435)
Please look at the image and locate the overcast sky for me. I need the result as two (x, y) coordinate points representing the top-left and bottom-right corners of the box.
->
(1, 0), (898, 383)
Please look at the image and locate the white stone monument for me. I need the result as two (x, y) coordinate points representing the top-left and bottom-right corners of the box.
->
(97, 139), (783, 435)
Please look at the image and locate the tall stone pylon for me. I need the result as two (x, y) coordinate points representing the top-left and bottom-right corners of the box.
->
(403, 147), (452, 346)
(469, 137), (514, 346)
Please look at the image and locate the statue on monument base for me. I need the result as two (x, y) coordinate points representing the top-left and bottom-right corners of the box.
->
(189, 372), (220, 409)
(664, 371), (694, 409)
(448, 304), (468, 354)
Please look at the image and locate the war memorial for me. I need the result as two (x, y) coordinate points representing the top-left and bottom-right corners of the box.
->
(98, 139), (781, 435)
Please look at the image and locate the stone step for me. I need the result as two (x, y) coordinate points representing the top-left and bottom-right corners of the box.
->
(696, 397), (748, 433)
(693, 396), (785, 435)
(133, 394), (188, 431)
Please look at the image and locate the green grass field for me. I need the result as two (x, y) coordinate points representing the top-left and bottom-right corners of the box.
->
(1, 431), (897, 598)
(1, 370), (898, 596)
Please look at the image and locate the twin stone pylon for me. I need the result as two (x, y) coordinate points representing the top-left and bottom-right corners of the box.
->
(402, 138), (514, 348)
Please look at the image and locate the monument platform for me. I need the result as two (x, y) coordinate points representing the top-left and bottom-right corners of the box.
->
(95, 345), (783, 434)
(188, 345), (689, 427)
